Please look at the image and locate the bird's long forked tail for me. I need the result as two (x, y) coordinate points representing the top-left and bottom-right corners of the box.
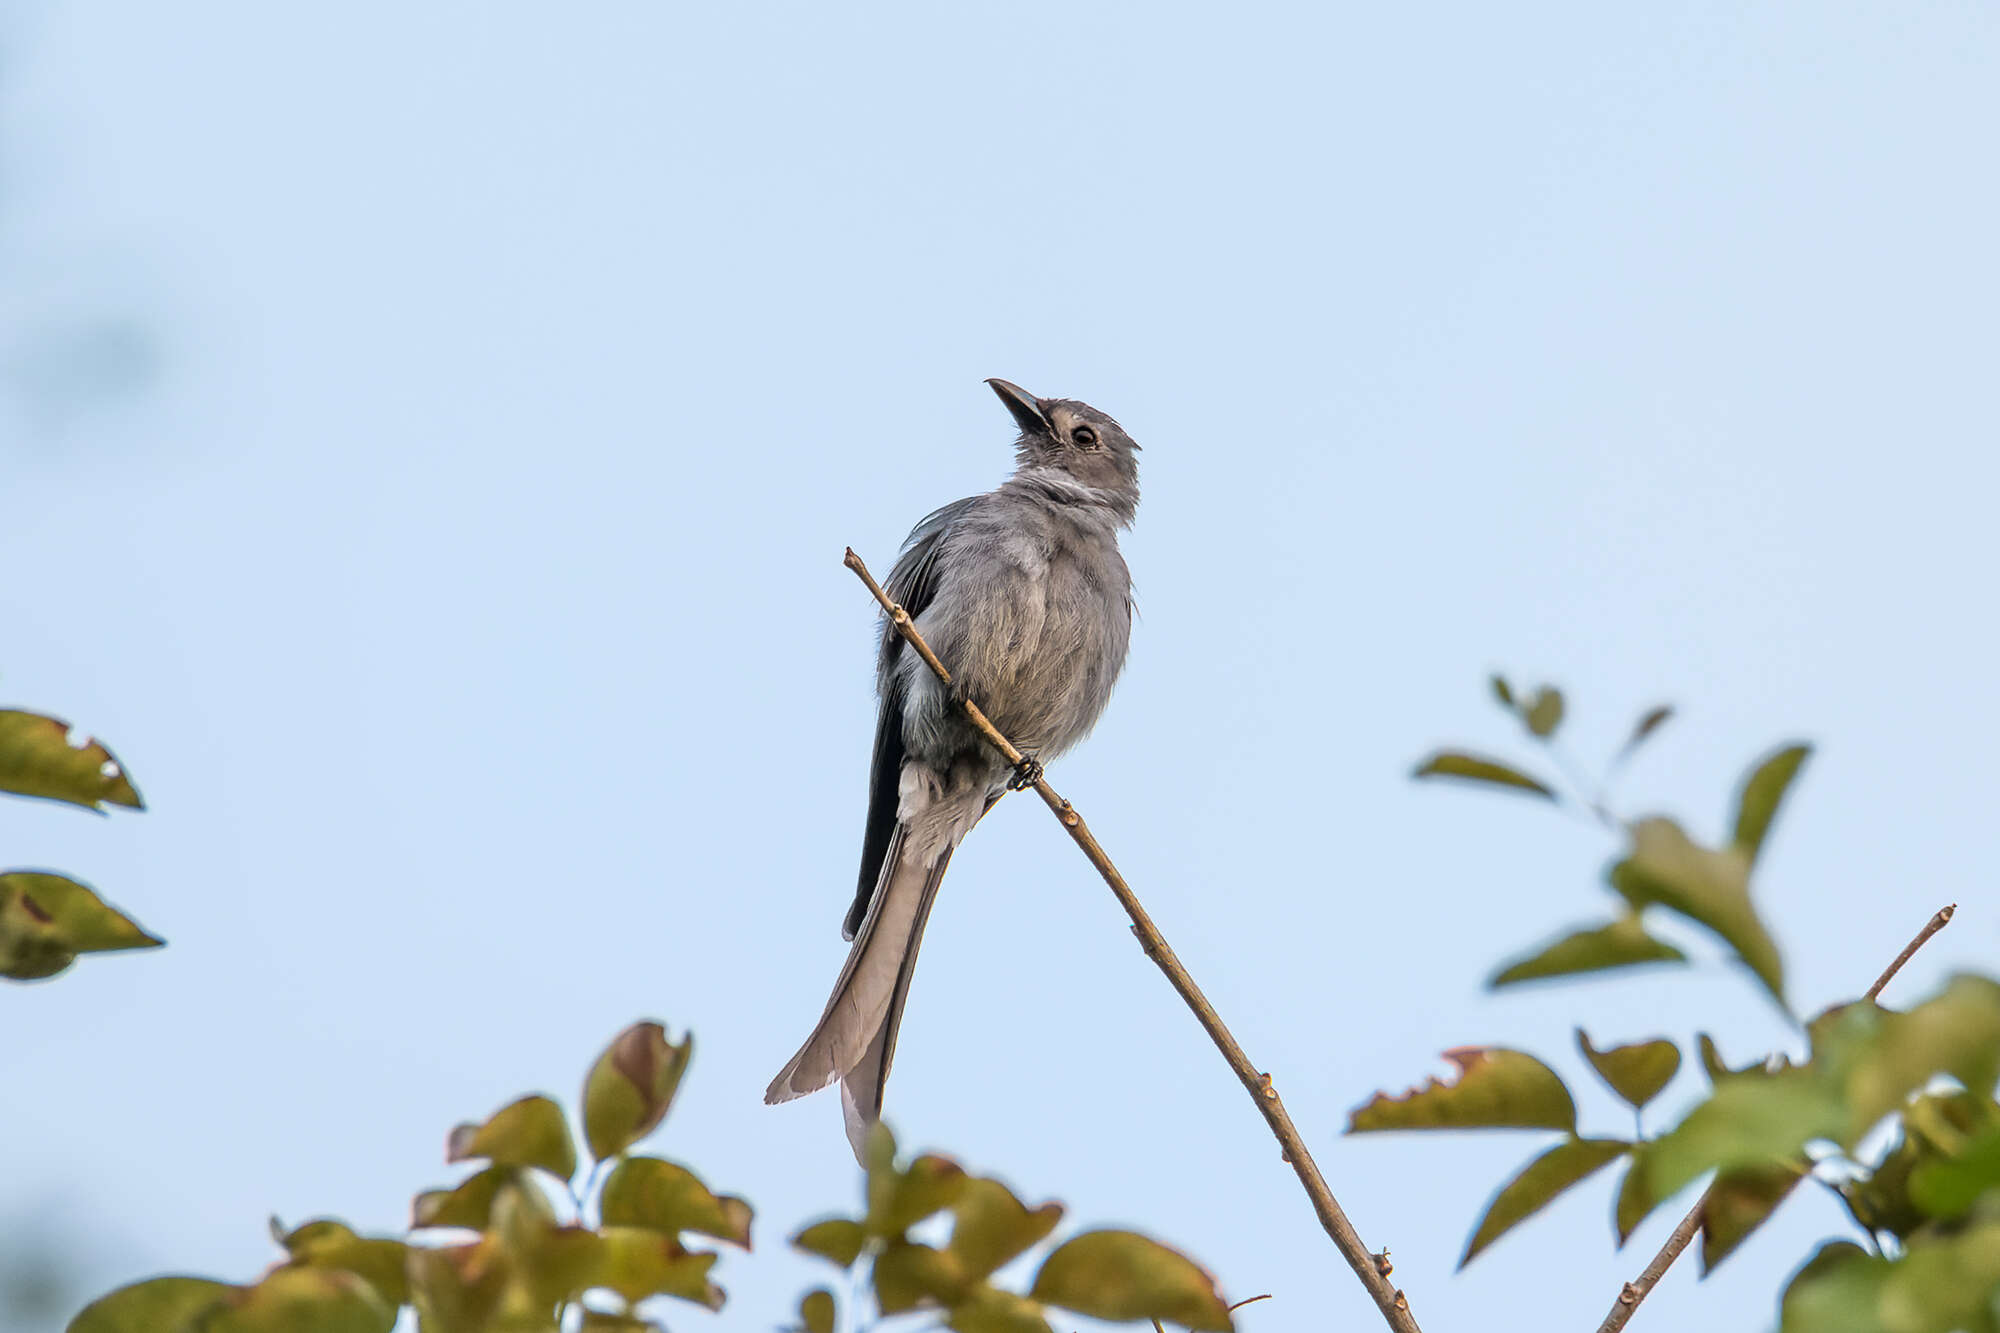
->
(765, 826), (954, 1162)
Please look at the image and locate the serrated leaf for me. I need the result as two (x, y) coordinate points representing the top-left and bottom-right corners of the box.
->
(1348, 1048), (1576, 1133)
(947, 1285), (1054, 1333)
(595, 1228), (722, 1310)
(0, 871), (162, 981)
(1609, 817), (1785, 1006)
(1701, 1161), (1805, 1273)
(583, 1021), (693, 1161)
(446, 1095), (578, 1181)
(947, 1178), (1064, 1281)
(69, 1276), (234, 1333)
(1030, 1230), (1231, 1332)
(799, 1289), (837, 1333)
(1577, 1032), (1681, 1111)
(1412, 751), (1556, 800)
(1524, 687), (1565, 738)
(873, 1239), (971, 1314)
(1490, 913), (1687, 987)
(274, 1218), (411, 1306)
(792, 1218), (866, 1268)
(412, 1165), (513, 1230)
(1461, 1137), (1629, 1266)
(1732, 744), (1811, 862)
(202, 1267), (397, 1333)
(0, 709), (143, 811)
(867, 1152), (970, 1238)
(599, 1156), (751, 1248)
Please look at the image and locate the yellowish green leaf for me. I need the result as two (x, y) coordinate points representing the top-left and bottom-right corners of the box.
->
(1910, 1124), (2000, 1220)
(1701, 1161), (1805, 1273)
(0, 709), (142, 811)
(947, 1177), (1064, 1281)
(1489, 913), (1686, 987)
(1576, 1032), (1681, 1111)
(1348, 1048), (1576, 1134)
(446, 1095), (577, 1181)
(1732, 743), (1811, 862)
(947, 1284), (1054, 1333)
(1524, 687), (1565, 738)
(273, 1218), (410, 1306)
(595, 1227), (722, 1310)
(799, 1288), (836, 1333)
(1461, 1137), (1629, 1266)
(1412, 751), (1556, 800)
(867, 1152), (970, 1238)
(792, 1217), (866, 1268)
(600, 1156), (751, 1248)
(0, 871), (161, 981)
(583, 1021), (693, 1161)
(201, 1267), (397, 1333)
(69, 1276), (233, 1333)
(412, 1165), (512, 1231)
(873, 1239), (971, 1314)
(1609, 817), (1784, 1005)
(1030, 1230), (1231, 1332)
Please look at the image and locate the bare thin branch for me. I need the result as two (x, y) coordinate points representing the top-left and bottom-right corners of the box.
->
(1866, 903), (1956, 1001)
(1596, 901), (1959, 1332)
(844, 548), (1421, 1333)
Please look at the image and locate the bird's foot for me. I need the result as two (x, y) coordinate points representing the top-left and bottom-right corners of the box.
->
(1008, 754), (1044, 791)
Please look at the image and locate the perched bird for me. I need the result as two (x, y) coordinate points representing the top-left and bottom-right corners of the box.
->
(766, 377), (1142, 1159)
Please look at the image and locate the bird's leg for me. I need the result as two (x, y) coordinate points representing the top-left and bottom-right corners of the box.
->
(1008, 753), (1044, 791)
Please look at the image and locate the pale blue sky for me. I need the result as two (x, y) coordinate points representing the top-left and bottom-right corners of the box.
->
(4, 3), (1998, 1331)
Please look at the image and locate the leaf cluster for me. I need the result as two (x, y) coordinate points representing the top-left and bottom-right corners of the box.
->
(0, 701), (159, 980)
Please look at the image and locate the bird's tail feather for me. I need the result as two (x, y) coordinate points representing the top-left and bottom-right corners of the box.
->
(764, 826), (952, 1129)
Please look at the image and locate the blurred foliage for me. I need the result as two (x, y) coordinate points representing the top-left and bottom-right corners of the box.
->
(0, 697), (159, 981)
(71, 1022), (1235, 1333)
(1376, 677), (2000, 1329)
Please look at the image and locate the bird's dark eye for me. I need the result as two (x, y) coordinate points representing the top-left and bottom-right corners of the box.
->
(1073, 426), (1099, 448)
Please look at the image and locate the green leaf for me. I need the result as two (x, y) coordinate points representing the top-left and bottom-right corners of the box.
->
(1412, 751), (1556, 800)
(947, 1177), (1064, 1281)
(1577, 1032), (1682, 1111)
(799, 1289), (837, 1333)
(947, 1285), (1055, 1333)
(1695, 1032), (1753, 1083)
(200, 1267), (398, 1333)
(1732, 743), (1811, 862)
(792, 1218), (866, 1268)
(446, 1094), (578, 1181)
(1524, 687), (1565, 738)
(1701, 1161), (1806, 1273)
(412, 1165), (512, 1230)
(1348, 1048), (1576, 1133)
(1632, 1068), (1843, 1231)
(0, 871), (162, 980)
(873, 1239), (971, 1314)
(867, 1152), (971, 1238)
(578, 1314), (661, 1333)
(0, 709), (143, 811)
(1030, 1230), (1232, 1332)
(595, 1228), (723, 1309)
(1820, 977), (2000, 1144)
(1460, 1138), (1629, 1266)
(405, 1241), (507, 1332)
(1617, 705), (1675, 763)
(1613, 1157), (1656, 1246)
(582, 1021), (693, 1161)
(1910, 1125), (2000, 1220)
(1609, 817), (1785, 1006)
(1781, 1226), (2000, 1333)
(272, 1218), (410, 1306)
(70, 1276), (233, 1333)
(1489, 913), (1687, 987)
(1489, 674), (1515, 708)
(599, 1156), (752, 1249)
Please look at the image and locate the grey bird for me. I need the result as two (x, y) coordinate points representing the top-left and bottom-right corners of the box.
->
(765, 378), (1142, 1160)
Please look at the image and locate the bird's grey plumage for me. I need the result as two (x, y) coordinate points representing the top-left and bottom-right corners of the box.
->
(766, 378), (1141, 1160)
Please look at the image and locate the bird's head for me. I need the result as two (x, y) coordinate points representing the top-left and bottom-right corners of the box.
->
(986, 378), (1141, 505)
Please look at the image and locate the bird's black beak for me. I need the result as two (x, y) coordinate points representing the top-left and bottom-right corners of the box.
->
(986, 378), (1048, 434)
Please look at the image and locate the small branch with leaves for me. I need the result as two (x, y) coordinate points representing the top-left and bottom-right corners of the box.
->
(844, 548), (1422, 1333)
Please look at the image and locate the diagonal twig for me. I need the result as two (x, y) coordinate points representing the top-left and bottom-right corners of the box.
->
(1595, 902), (1958, 1332)
(844, 548), (1421, 1333)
